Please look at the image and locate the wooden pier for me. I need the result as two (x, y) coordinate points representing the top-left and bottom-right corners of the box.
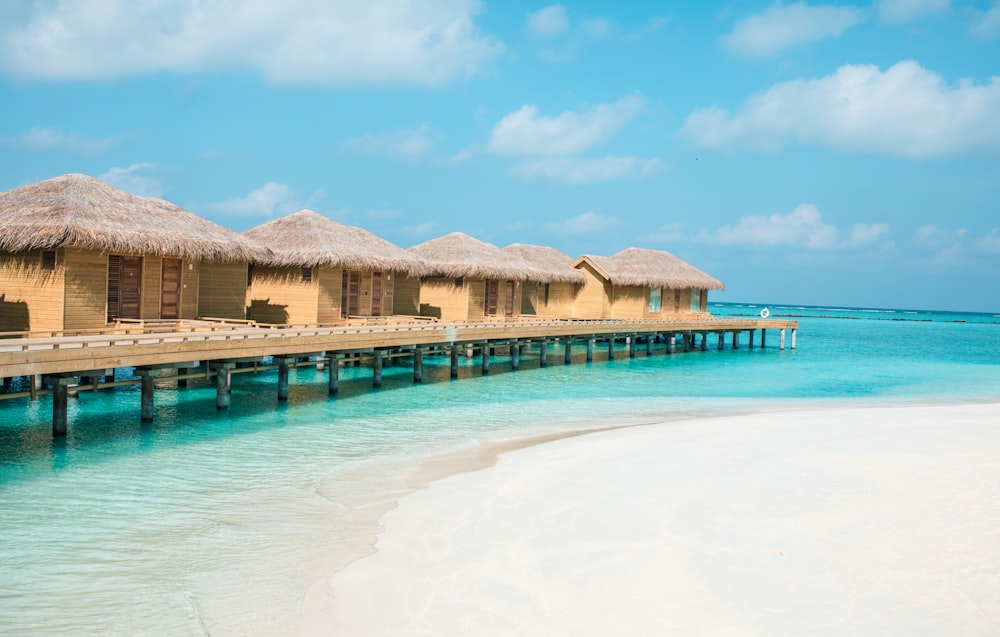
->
(0, 317), (797, 436)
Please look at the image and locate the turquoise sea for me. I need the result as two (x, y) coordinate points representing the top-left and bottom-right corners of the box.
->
(2, 303), (999, 635)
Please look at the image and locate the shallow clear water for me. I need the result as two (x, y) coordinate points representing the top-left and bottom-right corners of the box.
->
(1, 304), (999, 635)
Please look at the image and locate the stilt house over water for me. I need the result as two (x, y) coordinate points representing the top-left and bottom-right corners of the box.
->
(242, 210), (427, 324)
(408, 232), (544, 321)
(502, 243), (586, 320)
(0, 174), (269, 333)
(571, 247), (725, 320)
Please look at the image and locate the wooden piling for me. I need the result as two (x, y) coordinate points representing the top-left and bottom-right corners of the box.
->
(511, 340), (520, 370)
(791, 329), (797, 350)
(450, 345), (459, 379)
(413, 346), (423, 382)
(732, 331), (739, 349)
(700, 332), (708, 351)
(607, 336), (615, 361)
(276, 357), (291, 401)
(717, 332), (724, 350)
(761, 329), (767, 348)
(215, 364), (232, 410)
(780, 329), (786, 351)
(373, 350), (383, 387)
(328, 354), (340, 394)
(564, 339), (572, 364)
(629, 334), (636, 358)
(481, 344), (491, 375)
(748, 330), (755, 349)
(47, 377), (72, 437)
(177, 367), (188, 388)
(136, 369), (156, 422)
(587, 337), (594, 362)
(646, 335), (653, 356)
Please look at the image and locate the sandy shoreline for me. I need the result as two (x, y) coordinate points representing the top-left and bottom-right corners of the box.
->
(306, 402), (1000, 636)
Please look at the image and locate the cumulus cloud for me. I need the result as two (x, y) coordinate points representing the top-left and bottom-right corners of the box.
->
(698, 204), (890, 250)
(509, 156), (662, 183)
(680, 60), (1000, 158)
(541, 211), (616, 236)
(722, 2), (865, 58)
(342, 125), (433, 161)
(915, 224), (1000, 258)
(489, 94), (645, 156)
(4, 126), (119, 154)
(0, 0), (502, 86)
(974, 228), (1000, 254)
(970, 1), (1000, 38)
(207, 182), (300, 218)
(877, 0), (949, 24)
(527, 5), (569, 37)
(99, 163), (163, 198)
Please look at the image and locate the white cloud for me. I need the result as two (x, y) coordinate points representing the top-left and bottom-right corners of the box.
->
(877, 0), (949, 24)
(580, 17), (611, 39)
(700, 204), (890, 250)
(4, 126), (118, 154)
(99, 163), (163, 198)
(402, 221), (436, 236)
(509, 156), (662, 183)
(970, 1), (1000, 38)
(680, 60), (1000, 158)
(722, 2), (865, 58)
(207, 182), (300, 218)
(542, 211), (616, 236)
(974, 228), (1000, 254)
(342, 125), (433, 160)
(527, 5), (568, 37)
(489, 94), (645, 156)
(0, 0), (503, 86)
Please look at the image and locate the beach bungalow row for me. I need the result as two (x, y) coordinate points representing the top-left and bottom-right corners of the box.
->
(0, 174), (724, 332)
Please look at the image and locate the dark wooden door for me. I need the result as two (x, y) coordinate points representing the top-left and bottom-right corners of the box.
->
(371, 272), (382, 317)
(161, 258), (181, 319)
(504, 280), (514, 317)
(484, 280), (499, 316)
(107, 255), (141, 321)
(341, 270), (360, 317)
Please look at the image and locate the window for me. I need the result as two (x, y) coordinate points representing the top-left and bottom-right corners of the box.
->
(454, 277), (464, 289)
(301, 267), (312, 282)
(690, 288), (702, 312)
(543, 283), (550, 308)
(648, 286), (661, 312)
(41, 250), (56, 270)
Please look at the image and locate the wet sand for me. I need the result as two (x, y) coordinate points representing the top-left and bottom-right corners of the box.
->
(312, 403), (1000, 636)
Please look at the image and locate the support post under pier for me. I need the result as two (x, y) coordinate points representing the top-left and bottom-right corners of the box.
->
(328, 354), (340, 395)
(481, 344), (490, 375)
(564, 339), (572, 364)
(511, 340), (520, 370)
(215, 364), (233, 410)
(587, 337), (594, 362)
(540, 340), (548, 367)
(413, 346), (424, 382)
(373, 351), (383, 387)
(450, 345), (459, 379)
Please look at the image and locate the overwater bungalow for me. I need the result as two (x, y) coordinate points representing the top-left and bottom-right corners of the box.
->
(571, 247), (724, 320)
(242, 210), (426, 324)
(0, 174), (268, 333)
(408, 232), (542, 321)
(503, 243), (586, 320)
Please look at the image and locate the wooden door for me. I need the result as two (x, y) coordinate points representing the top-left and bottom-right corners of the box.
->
(371, 272), (382, 317)
(504, 280), (514, 317)
(484, 280), (499, 316)
(107, 255), (141, 321)
(341, 270), (360, 317)
(161, 258), (181, 319)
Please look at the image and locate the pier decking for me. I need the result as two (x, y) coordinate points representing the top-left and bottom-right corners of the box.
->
(1, 316), (797, 436)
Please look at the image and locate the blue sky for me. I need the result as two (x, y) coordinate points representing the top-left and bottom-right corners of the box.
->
(1, 1), (998, 312)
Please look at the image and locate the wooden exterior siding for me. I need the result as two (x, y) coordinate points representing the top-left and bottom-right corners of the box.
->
(140, 256), (162, 320)
(316, 266), (343, 323)
(198, 262), (249, 320)
(0, 249), (65, 332)
(467, 279), (486, 320)
(572, 262), (611, 319)
(180, 261), (199, 320)
(248, 265), (318, 324)
(522, 281), (577, 320)
(393, 274), (421, 316)
(418, 277), (470, 321)
(62, 249), (109, 330)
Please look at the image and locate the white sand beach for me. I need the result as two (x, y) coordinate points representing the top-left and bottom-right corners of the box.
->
(315, 403), (1000, 636)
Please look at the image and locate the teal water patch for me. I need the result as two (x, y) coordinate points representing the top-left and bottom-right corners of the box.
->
(1, 305), (999, 634)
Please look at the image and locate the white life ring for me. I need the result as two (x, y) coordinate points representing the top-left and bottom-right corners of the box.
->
(759, 307), (770, 318)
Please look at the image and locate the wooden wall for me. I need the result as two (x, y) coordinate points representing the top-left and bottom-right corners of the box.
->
(467, 279), (486, 320)
(180, 261), (199, 320)
(609, 285), (645, 320)
(572, 262), (611, 319)
(199, 261), (249, 320)
(418, 277), (471, 321)
(0, 249), (65, 332)
(63, 249), (108, 330)
(523, 281), (577, 320)
(316, 266), (343, 323)
(248, 265), (317, 324)
(140, 256), (162, 320)
(393, 274), (421, 316)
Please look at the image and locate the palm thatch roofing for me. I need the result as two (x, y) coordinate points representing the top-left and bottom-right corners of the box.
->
(243, 210), (425, 276)
(503, 243), (586, 284)
(0, 173), (269, 262)
(574, 247), (725, 290)
(408, 232), (543, 282)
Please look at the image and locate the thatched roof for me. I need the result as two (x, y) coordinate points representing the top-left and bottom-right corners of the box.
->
(243, 210), (425, 276)
(574, 247), (725, 290)
(503, 243), (586, 284)
(408, 232), (542, 282)
(0, 173), (269, 262)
